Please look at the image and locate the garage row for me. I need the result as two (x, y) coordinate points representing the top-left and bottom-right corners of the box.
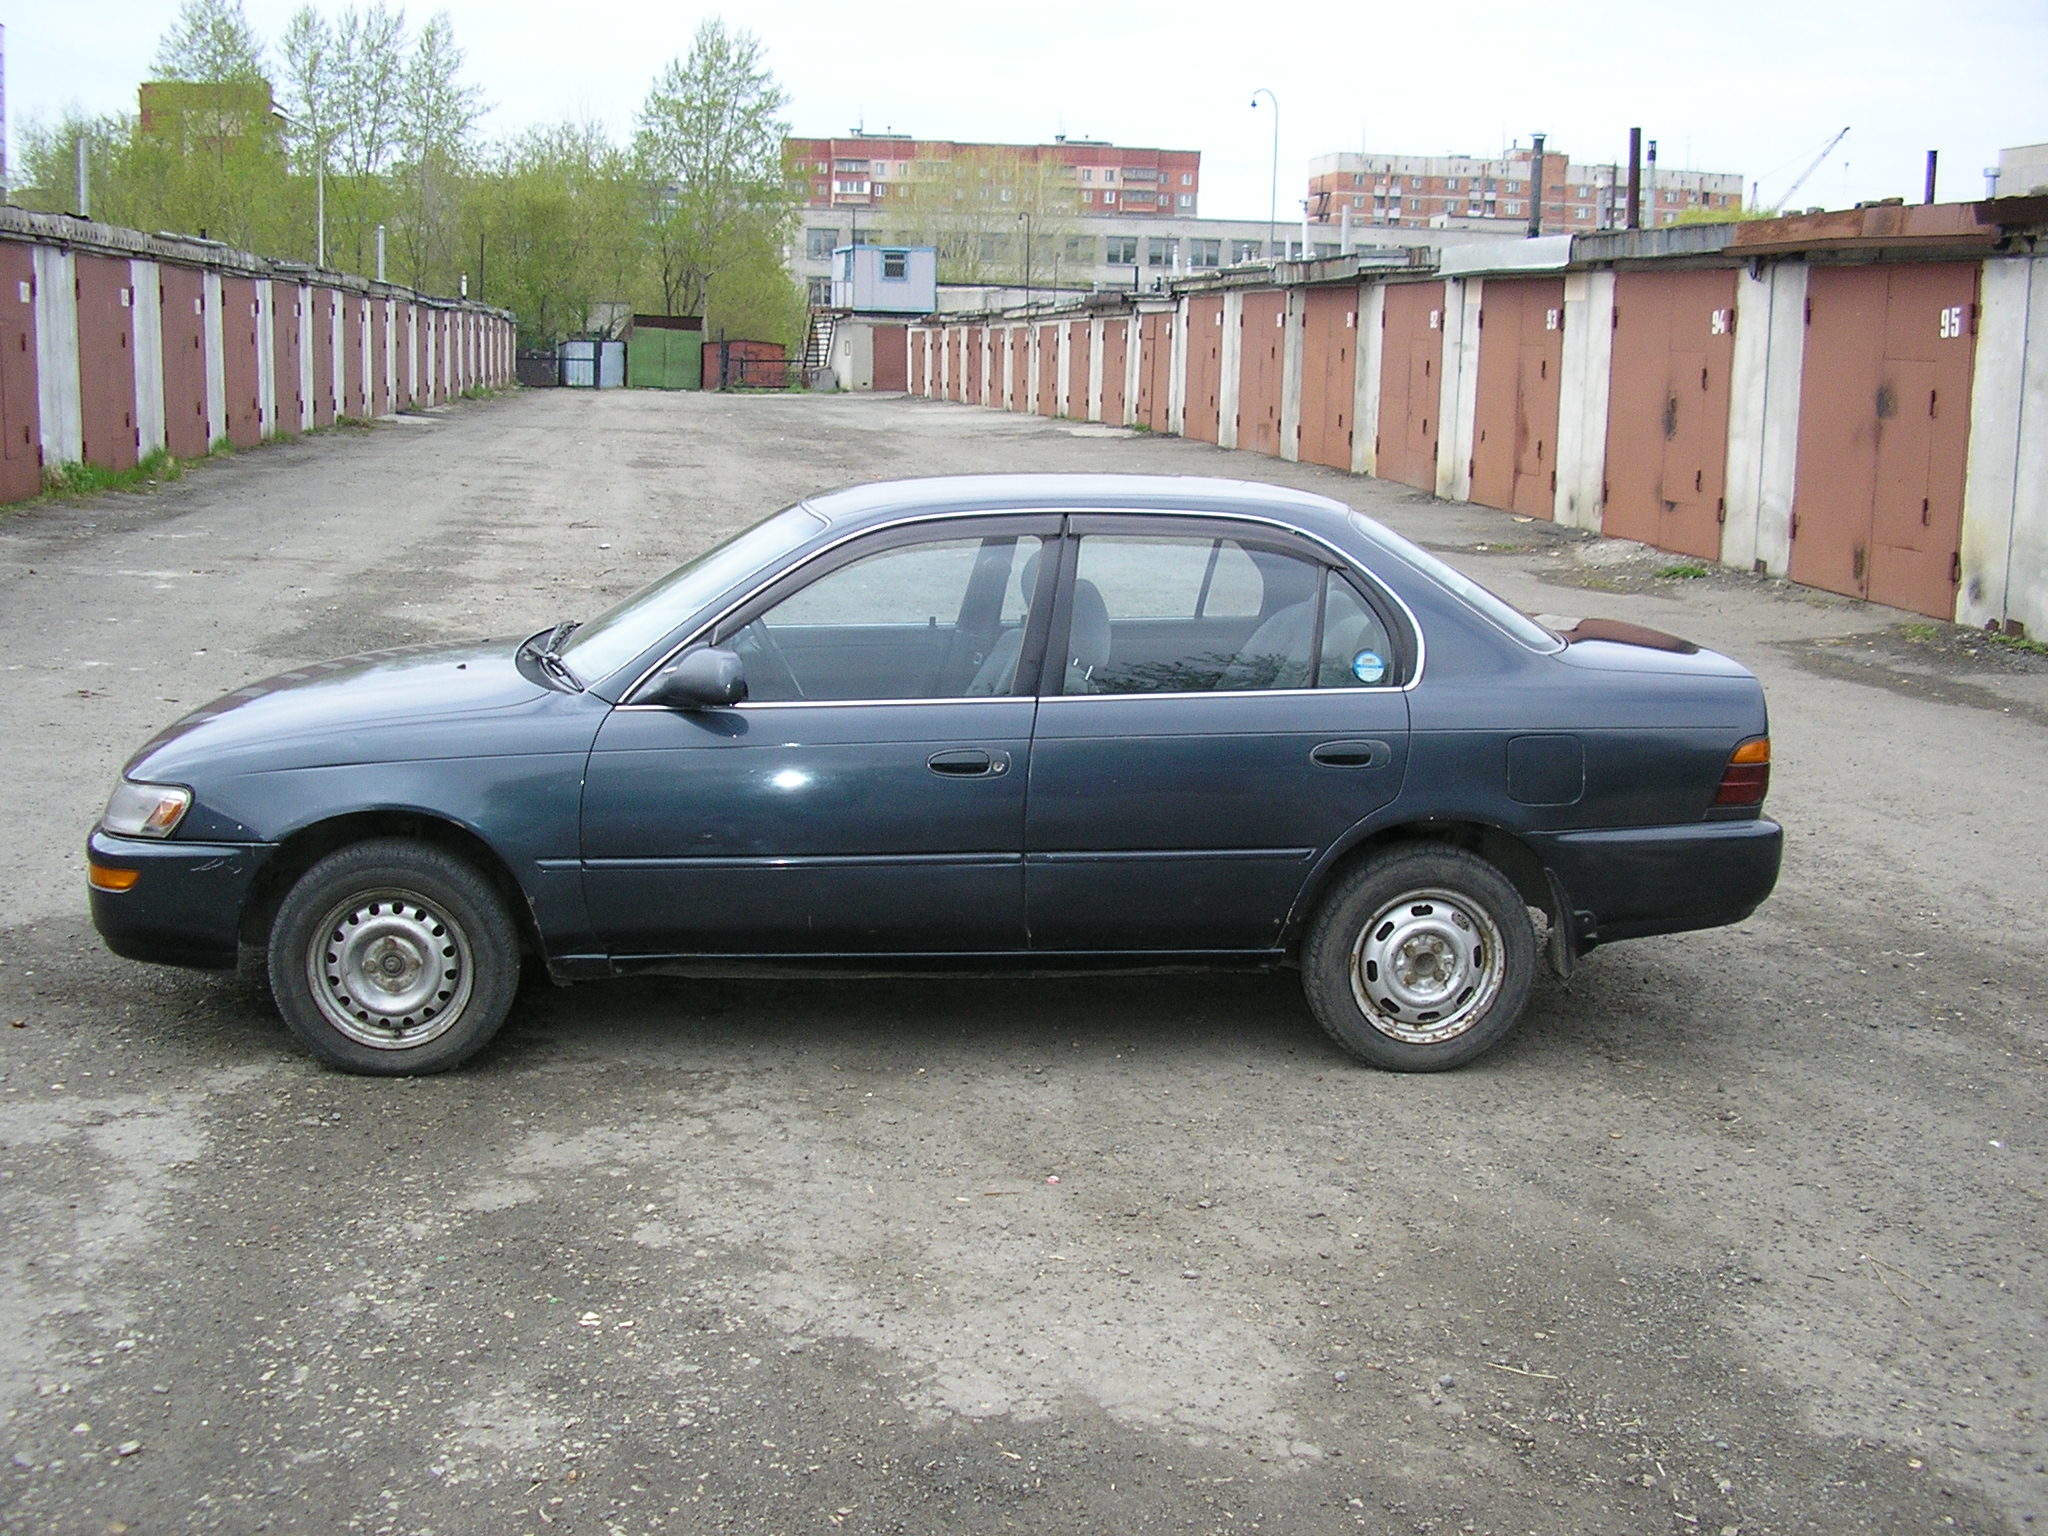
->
(0, 207), (516, 506)
(907, 201), (2048, 635)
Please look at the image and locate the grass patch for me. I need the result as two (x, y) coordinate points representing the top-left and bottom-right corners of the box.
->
(40, 446), (184, 500)
(1656, 562), (1710, 580)
(1989, 629), (2048, 657)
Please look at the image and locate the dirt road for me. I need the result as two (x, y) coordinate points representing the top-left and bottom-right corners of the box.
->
(2, 389), (2042, 1535)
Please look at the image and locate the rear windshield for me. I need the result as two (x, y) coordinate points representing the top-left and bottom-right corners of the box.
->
(1347, 512), (1564, 653)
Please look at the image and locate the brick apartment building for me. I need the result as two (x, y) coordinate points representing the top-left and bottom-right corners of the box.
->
(785, 132), (1202, 218)
(1308, 146), (1744, 233)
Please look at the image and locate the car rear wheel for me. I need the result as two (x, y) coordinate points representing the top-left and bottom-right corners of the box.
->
(267, 839), (520, 1075)
(1303, 846), (1535, 1071)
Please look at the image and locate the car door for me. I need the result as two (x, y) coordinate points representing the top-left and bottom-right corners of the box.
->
(1024, 517), (1412, 953)
(581, 518), (1057, 958)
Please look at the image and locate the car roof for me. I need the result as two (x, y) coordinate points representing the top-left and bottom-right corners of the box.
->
(799, 474), (1357, 530)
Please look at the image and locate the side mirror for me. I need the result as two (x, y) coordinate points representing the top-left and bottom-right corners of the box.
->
(643, 647), (747, 709)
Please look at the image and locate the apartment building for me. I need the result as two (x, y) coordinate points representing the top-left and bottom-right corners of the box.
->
(790, 207), (1522, 307)
(785, 132), (1202, 218)
(1308, 146), (1744, 233)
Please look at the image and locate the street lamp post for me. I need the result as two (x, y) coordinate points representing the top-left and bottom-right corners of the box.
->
(1250, 89), (1279, 263)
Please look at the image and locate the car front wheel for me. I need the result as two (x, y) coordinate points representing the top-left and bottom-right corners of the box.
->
(1303, 846), (1535, 1071)
(266, 839), (520, 1075)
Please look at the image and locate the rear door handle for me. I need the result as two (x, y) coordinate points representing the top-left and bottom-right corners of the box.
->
(1310, 739), (1392, 769)
(928, 748), (1011, 777)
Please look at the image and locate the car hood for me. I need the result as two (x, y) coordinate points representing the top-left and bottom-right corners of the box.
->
(127, 638), (556, 780)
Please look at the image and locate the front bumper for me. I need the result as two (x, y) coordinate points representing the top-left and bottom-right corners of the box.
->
(1531, 817), (1783, 951)
(88, 829), (273, 969)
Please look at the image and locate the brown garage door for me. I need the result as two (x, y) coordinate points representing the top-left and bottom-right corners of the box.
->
(157, 266), (209, 458)
(75, 254), (139, 472)
(1298, 287), (1358, 471)
(1602, 269), (1739, 561)
(1375, 282), (1445, 491)
(1183, 297), (1224, 443)
(1066, 321), (1090, 419)
(1236, 291), (1285, 457)
(272, 283), (304, 434)
(873, 325), (907, 392)
(1469, 277), (1565, 518)
(1789, 263), (1979, 618)
(1135, 313), (1173, 433)
(219, 276), (262, 448)
(1098, 320), (1128, 426)
(0, 244), (40, 502)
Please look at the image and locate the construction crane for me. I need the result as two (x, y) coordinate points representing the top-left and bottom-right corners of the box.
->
(1766, 127), (1851, 214)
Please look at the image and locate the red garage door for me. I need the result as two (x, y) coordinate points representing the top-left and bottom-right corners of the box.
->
(1375, 283), (1445, 492)
(1788, 263), (1978, 618)
(1469, 278), (1565, 519)
(1602, 269), (1739, 561)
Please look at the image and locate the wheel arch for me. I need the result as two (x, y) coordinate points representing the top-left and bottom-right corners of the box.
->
(1287, 819), (1557, 951)
(238, 812), (541, 960)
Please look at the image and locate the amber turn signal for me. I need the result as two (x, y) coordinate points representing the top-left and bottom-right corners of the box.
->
(89, 863), (141, 893)
(1712, 737), (1772, 806)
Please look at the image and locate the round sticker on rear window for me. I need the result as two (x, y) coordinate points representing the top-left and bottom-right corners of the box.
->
(1351, 650), (1388, 684)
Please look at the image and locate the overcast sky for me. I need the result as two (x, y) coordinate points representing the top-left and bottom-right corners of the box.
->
(9, 0), (2046, 217)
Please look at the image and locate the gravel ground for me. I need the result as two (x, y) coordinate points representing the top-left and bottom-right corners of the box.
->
(1, 389), (2042, 1536)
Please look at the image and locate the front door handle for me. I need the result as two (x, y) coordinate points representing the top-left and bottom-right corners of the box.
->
(928, 748), (1011, 778)
(1310, 738), (1392, 770)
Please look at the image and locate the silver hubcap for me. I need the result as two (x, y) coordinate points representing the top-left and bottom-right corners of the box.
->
(306, 889), (473, 1050)
(1349, 887), (1504, 1045)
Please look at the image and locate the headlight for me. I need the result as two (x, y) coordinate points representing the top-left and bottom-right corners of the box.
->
(102, 780), (193, 839)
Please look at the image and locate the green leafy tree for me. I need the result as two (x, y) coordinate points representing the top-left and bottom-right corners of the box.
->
(632, 21), (795, 319)
(393, 12), (486, 290)
(471, 122), (642, 348)
(151, 0), (267, 84)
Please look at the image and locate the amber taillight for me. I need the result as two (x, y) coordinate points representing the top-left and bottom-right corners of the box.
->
(1712, 737), (1772, 808)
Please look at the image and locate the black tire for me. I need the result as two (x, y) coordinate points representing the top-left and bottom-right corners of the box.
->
(266, 839), (520, 1075)
(1302, 846), (1535, 1072)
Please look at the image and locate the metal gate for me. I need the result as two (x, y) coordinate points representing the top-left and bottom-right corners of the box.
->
(1036, 322), (1060, 417)
(1789, 262), (1979, 618)
(1602, 269), (1739, 561)
(1469, 277), (1565, 518)
(1375, 282), (1445, 491)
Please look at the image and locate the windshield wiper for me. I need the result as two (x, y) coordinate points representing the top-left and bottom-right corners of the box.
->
(522, 621), (584, 691)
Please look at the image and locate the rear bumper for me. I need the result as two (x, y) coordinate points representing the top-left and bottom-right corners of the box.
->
(1531, 817), (1783, 950)
(88, 830), (271, 969)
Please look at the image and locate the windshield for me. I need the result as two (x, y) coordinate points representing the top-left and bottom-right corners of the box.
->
(558, 503), (828, 683)
(1347, 511), (1564, 653)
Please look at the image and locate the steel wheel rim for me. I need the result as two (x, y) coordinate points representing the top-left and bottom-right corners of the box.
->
(304, 887), (474, 1050)
(1348, 886), (1505, 1046)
